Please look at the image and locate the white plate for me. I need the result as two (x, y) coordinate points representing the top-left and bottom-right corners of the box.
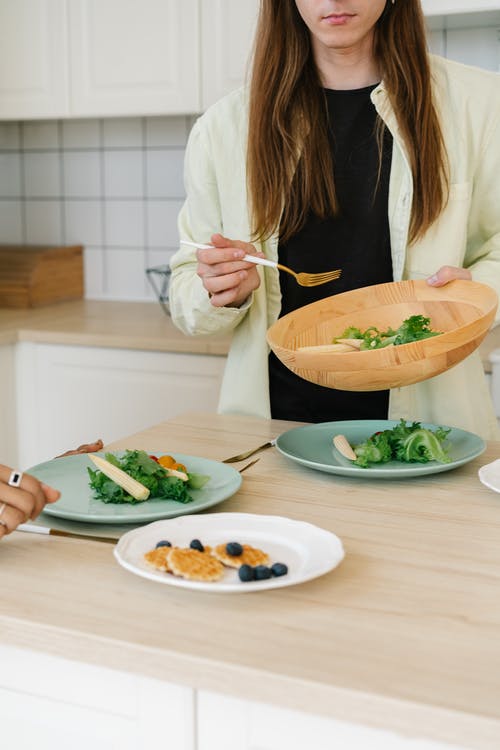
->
(114, 512), (344, 593)
(478, 459), (500, 493)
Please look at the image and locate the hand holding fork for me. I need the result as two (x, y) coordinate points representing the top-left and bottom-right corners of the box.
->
(182, 240), (341, 287)
(183, 234), (267, 308)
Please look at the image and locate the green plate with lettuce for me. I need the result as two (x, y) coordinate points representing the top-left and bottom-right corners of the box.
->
(275, 420), (485, 479)
(28, 451), (242, 523)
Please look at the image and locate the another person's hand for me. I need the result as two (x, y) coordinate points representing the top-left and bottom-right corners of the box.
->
(196, 233), (265, 308)
(55, 438), (104, 458)
(0, 465), (60, 539)
(426, 266), (472, 287)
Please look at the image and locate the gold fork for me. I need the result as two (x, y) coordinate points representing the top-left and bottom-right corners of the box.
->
(223, 440), (276, 463)
(180, 241), (342, 288)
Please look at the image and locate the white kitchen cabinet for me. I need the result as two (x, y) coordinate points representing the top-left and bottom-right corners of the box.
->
(15, 342), (225, 468)
(1, 645), (195, 750)
(68, 0), (199, 116)
(0, 0), (69, 119)
(197, 692), (469, 750)
(0, 345), (18, 467)
(201, 0), (259, 111)
(0, 0), (258, 119)
(422, 1), (500, 15)
(422, 1), (500, 32)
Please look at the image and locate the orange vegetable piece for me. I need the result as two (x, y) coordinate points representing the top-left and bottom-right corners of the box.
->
(173, 462), (187, 473)
(158, 455), (176, 469)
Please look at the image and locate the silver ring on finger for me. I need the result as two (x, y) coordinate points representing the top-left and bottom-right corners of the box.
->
(7, 470), (23, 488)
(0, 502), (7, 527)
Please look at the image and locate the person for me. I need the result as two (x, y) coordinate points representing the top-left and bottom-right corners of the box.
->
(169, 0), (500, 440)
(0, 466), (60, 539)
(0, 440), (103, 539)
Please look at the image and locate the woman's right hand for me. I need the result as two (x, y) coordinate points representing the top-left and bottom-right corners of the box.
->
(196, 233), (265, 308)
(0, 465), (60, 539)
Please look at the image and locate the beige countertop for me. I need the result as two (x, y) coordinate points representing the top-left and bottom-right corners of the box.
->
(0, 299), (231, 355)
(1, 411), (500, 748)
(0, 299), (499, 370)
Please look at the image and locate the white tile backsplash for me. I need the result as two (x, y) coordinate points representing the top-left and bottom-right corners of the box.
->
(146, 199), (183, 248)
(64, 201), (104, 247)
(105, 200), (145, 247)
(445, 27), (500, 71)
(0, 202), (23, 243)
(62, 120), (101, 149)
(23, 152), (61, 198)
(63, 151), (102, 198)
(146, 149), (185, 198)
(22, 121), (60, 150)
(145, 116), (189, 147)
(25, 200), (63, 244)
(0, 114), (190, 301)
(104, 150), (144, 198)
(0, 153), (21, 198)
(102, 118), (143, 148)
(82, 246), (105, 299)
(0, 123), (20, 151)
(104, 247), (149, 300)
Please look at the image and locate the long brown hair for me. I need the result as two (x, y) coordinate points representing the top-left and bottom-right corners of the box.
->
(246, 0), (449, 245)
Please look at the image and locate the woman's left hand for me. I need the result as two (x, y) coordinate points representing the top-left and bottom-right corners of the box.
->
(426, 266), (472, 287)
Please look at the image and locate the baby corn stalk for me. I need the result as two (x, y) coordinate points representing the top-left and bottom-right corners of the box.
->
(333, 434), (357, 461)
(164, 467), (188, 481)
(88, 454), (150, 500)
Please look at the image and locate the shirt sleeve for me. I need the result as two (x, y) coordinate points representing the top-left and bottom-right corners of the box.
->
(168, 116), (253, 336)
(464, 106), (500, 325)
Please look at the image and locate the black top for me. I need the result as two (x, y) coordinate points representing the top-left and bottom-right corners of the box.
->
(269, 84), (394, 423)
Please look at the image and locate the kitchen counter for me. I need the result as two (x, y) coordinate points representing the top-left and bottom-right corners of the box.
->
(0, 298), (498, 368)
(0, 299), (231, 355)
(1, 411), (500, 748)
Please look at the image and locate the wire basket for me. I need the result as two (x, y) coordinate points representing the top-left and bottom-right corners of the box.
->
(146, 264), (171, 316)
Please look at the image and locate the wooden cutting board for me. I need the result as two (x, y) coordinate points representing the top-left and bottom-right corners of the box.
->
(0, 244), (83, 308)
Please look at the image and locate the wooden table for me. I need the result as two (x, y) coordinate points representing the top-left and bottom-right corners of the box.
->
(1, 411), (500, 748)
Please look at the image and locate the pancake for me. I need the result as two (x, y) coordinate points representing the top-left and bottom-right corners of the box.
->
(168, 547), (225, 582)
(144, 546), (174, 572)
(213, 543), (270, 569)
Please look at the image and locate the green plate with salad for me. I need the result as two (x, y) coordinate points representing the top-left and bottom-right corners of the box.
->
(27, 451), (242, 523)
(275, 420), (485, 478)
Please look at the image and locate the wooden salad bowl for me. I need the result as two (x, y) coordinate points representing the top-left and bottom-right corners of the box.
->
(266, 279), (498, 391)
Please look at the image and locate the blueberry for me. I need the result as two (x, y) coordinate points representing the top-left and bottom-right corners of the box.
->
(238, 564), (254, 582)
(254, 565), (272, 580)
(271, 562), (288, 577)
(226, 541), (243, 556)
(190, 538), (205, 552)
(155, 540), (172, 548)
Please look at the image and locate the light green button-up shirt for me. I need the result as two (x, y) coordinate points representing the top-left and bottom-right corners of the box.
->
(170, 55), (500, 440)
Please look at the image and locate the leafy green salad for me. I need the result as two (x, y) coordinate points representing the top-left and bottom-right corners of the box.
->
(334, 314), (441, 350)
(352, 419), (451, 468)
(88, 449), (209, 504)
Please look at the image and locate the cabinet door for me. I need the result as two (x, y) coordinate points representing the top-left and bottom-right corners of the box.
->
(1, 645), (194, 750)
(201, 0), (259, 111)
(421, 0), (500, 14)
(197, 691), (469, 750)
(0, 0), (69, 119)
(15, 342), (225, 467)
(68, 0), (200, 116)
